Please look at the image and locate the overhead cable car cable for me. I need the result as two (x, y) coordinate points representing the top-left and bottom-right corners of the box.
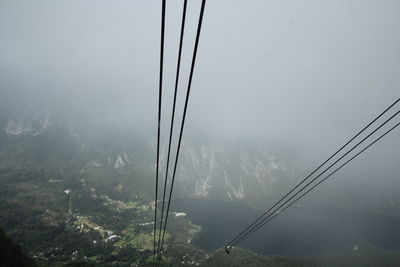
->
(226, 98), (399, 247)
(231, 109), (400, 246)
(156, 0), (188, 260)
(232, 120), (400, 247)
(208, 119), (400, 264)
(157, 0), (207, 264)
(153, 0), (166, 265)
(208, 109), (400, 264)
(206, 99), (399, 264)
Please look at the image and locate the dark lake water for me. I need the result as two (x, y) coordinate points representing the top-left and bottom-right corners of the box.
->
(173, 198), (400, 255)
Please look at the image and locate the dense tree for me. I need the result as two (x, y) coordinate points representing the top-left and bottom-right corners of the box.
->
(0, 227), (36, 267)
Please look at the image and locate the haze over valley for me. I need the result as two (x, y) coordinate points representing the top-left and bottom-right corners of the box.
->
(1, 1), (400, 266)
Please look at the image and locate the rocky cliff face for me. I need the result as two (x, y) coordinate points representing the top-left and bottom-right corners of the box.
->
(173, 143), (300, 204)
(0, 104), (301, 205)
(4, 106), (51, 136)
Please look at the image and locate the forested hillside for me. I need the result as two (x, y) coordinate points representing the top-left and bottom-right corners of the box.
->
(0, 227), (36, 267)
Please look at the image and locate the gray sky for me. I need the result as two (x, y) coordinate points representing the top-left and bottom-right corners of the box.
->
(0, 0), (399, 165)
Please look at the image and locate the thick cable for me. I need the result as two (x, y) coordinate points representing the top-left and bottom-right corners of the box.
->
(157, 0), (207, 264)
(153, 0), (166, 266)
(208, 117), (400, 264)
(206, 101), (399, 264)
(233, 120), (400, 246)
(226, 98), (399, 247)
(156, 0), (188, 261)
(231, 109), (400, 246)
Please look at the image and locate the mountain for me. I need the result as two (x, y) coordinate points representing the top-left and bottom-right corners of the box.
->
(2, 102), (399, 213)
(0, 103), (206, 266)
(0, 103), (304, 206)
(1, 102), (399, 266)
(0, 102), (305, 265)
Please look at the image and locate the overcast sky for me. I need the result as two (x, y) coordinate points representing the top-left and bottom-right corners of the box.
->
(0, 0), (399, 168)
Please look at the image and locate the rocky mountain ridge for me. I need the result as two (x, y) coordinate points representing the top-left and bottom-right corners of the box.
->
(0, 103), (301, 206)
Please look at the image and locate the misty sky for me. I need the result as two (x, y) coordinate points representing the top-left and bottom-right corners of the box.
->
(0, 0), (399, 187)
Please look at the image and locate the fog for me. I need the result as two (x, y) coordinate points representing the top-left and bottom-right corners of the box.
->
(1, 1), (399, 199)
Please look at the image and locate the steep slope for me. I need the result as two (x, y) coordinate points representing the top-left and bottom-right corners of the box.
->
(0, 103), (302, 205)
(0, 227), (36, 267)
